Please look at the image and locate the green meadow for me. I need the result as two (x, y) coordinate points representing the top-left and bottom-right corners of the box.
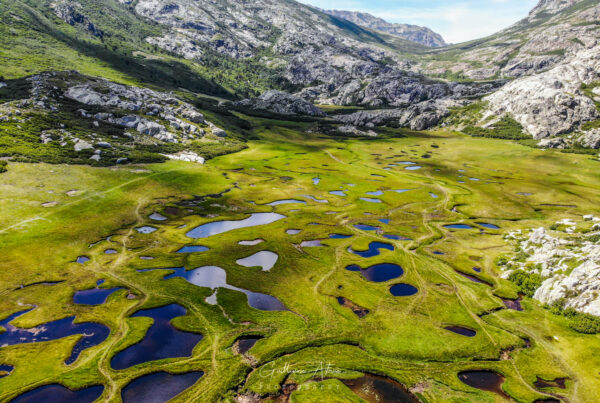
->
(0, 120), (599, 402)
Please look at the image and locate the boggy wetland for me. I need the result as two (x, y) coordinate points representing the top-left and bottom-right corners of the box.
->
(0, 123), (599, 403)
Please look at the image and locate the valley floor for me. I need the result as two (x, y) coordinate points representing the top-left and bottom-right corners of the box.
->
(0, 123), (599, 402)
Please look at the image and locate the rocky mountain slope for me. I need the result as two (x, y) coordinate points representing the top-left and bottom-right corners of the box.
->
(501, 215), (600, 317)
(1, 0), (599, 154)
(323, 9), (446, 47)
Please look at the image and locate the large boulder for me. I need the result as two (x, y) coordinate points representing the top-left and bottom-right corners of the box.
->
(579, 129), (600, 149)
(235, 90), (325, 117)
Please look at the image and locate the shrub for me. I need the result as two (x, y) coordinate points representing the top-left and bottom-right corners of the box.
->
(508, 270), (543, 297)
(0, 160), (7, 173)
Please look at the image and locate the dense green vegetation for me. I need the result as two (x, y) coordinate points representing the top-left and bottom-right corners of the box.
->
(549, 300), (600, 334)
(507, 270), (543, 298)
(0, 119), (599, 402)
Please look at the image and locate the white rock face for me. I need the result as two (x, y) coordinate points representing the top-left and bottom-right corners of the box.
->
(484, 48), (600, 138)
(162, 151), (205, 164)
(502, 217), (600, 316)
(0, 82), (7, 88)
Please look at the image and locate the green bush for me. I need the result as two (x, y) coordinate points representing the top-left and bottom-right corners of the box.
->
(508, 269), (543, 297)
(569, 313), (600, 334)
(0, 160), (7, 173)
(463, 116), (530, 140)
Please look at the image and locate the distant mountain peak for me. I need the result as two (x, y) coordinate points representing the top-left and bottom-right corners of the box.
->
(324, 9), (446, 48)
(529, 0), (582, 19)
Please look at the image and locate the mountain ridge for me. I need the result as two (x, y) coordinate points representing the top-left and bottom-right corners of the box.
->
(323, 9), (446, 48)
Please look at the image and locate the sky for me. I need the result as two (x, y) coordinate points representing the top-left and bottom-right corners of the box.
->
(299, 0), (539, 44)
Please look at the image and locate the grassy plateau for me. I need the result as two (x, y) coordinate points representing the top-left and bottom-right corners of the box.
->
(0, 117), (599, 402)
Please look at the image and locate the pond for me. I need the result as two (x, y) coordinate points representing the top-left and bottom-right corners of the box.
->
(353, 224), (379, 231)
(390, 283), (418, 297)
(444, 224), (474, 230)
(360, 198), (382, 203)
(341, 374), (418, 403)
(76, 256), (90, 264)
(384, 234), (411, 241)
(236, 251), (279, 272)
(111, 304), (203, 370)
(405, 166), (423, 171)
(337, 297), (369, 318)
(149, 213), (168, 221)
(235, 336), (263, 354)
(239, 239), (264, 246)
(105, 249), (118, 255)
(329, 191), (347, 197)
(429, 192), (438, 198)
(366, 191), (384, 196)
(0, 309), (109, 365)
(121, 371), (203, 403)
(140, 266), (287, 311)
(177, 245), (210, 253)
(10, 384), (104, 403)
(312, 178), (320, 185)
(301, 240), (325, 247)
(266, 199), (306, 206)
(348, 242), (394, 258)
(329, 234), (352, 239)
(286, 229), (302, 235)
(137, 226), (157, 234)
(456, 271), (492, 286)
(0, 364), (13, 378)
(346, 263), (403, 282)
(74, 287), (123, 305)
(476, 222), (500, 229)
(186, 213), (286, 239)
(458, 371), (509, 399)
(444, 326), (477, 337)
(302, 195), (329, 203)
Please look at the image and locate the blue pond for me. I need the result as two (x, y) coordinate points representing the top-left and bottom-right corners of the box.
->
(476, 222), (500, 229)
(379, 219), (390, 224)
(74, 287), (123, 305)
(121, 371), (203, 403)
(186, 213), (285, 239)
(0, 364), (13, 378)
(405, 166), (423, 171)
(137, 226), (157, 234)
(346, 264), (403, 282)
(329, 234), (352, 239)
(177, 245), (210, 253)
(329, 191), (347, 197)
(10, 384), (104, 403)
(384, 234), (411, 241)
(360, 198), (381, 203)
(429, 192), (438, 199)
(139, 267), (287, 311)
(111, 304), (203, 370)
(313, 178), (320, 185)
(76, 256), (90, 264)
(349, 242), (394, 258)
(444, 224), (475, 230)
(266, 199), (306, 206)
(354, 224), (379, 231)
(366, 191), (384, 196)
(0, 309), (109, 365)
(390, 284), (418, 297)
